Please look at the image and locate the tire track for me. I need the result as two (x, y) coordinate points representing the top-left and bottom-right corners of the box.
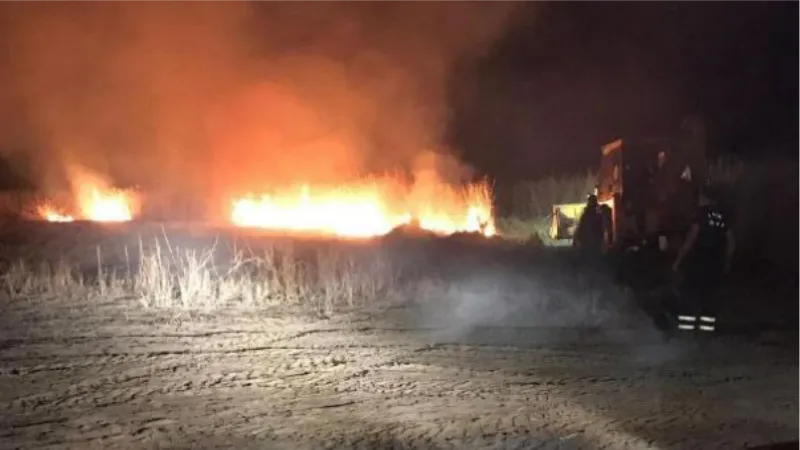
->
(1, 303), (796, 450)
(5, 346), (377, 412)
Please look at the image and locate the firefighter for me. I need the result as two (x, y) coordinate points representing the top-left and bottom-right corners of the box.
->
(671, 185), (735, 333)
(574, 194), (607, 264)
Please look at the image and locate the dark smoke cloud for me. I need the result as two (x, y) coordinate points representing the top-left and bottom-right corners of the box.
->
(0, 2), (518, 204)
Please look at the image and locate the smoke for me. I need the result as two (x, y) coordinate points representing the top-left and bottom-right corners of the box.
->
(408, 257), (676, 355)
(0, 2), (517, 203)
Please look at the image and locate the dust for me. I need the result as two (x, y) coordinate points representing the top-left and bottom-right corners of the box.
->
(0, 2), (518, 202)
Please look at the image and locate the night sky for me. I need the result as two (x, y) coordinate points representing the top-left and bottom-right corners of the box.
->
(451, 2), (798, 181)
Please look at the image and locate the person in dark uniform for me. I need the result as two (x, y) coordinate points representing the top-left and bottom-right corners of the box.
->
(574, 194), (607, 265)
(671, 185), (735, 332)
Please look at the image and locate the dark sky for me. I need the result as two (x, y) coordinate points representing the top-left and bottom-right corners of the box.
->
(450, 2), (799, 181)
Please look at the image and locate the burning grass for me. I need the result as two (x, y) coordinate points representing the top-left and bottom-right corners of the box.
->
(35, 186), (137, 223)
(226, 176), (496, 237)
(33, 166), (140, 223)
(33, 168), (496, 238)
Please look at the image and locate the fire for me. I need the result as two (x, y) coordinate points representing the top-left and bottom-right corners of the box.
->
(78, 187), (134, 222)
(231, 178), (496, 238)
(37, 205), (74, 223)
(69, 167), (136, 222)
(39, 167), (137, 223)
(39, 187), (135, 223)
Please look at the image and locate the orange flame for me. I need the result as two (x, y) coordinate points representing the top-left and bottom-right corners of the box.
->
(78, 187), (135, 222)
(69, 167), (136, 222)
(38, 205), (75, 222)
(231, 178), (496, 238)
(39, 167), (138, 223)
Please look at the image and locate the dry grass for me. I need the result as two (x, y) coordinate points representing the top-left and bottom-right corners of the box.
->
(0, 226), (629, 325)
(0, 237), (401, 316)
(1, 259), (88, 300)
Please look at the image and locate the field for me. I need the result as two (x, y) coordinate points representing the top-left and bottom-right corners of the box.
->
(0, 221), (796, 450)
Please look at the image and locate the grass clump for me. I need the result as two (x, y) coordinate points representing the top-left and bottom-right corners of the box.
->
(1, 259), (85, 300)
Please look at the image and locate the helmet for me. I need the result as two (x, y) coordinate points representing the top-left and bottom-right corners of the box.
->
(586, 194), (598, 207)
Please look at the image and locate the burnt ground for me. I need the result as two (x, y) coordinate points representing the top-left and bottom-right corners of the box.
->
(0, 221), (796, 450)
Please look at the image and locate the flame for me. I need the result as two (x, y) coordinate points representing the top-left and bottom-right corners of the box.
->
(38, 205), (74, 222)
(78, 187), (134, 222)
(70, 167), (136, 222)
(231, 178), (496, 238)
(39, 167), (137, 223)
(39, 187), (135, 223)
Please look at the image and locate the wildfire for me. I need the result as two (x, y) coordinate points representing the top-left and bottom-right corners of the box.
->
(36, 166), (495, 237)
(39, 167), (137, 223)
(231, 178), (496, 238)
(77, 187), (134, 222)
(37, 205), (74, 223)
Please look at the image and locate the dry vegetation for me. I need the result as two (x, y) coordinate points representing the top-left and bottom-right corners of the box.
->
(0, 235), (403, 317)
(0, 221), (634, 331)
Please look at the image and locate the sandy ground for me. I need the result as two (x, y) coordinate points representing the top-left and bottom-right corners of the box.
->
(0, 293), (796, 450)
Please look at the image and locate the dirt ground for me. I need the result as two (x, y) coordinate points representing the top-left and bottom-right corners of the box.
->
(1, 293), (796, 450)
(0, 222), (796, 449)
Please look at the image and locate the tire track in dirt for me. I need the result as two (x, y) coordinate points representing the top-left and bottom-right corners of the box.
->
(285, 338), (797, 450)
(4, 344), (384, 413)
(293, 361), (650, 448)
(0, 324), (391, 362)
(2, 315), (797, 449)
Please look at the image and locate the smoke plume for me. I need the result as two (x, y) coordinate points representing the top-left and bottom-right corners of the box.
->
(0, 2), (516, 207)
